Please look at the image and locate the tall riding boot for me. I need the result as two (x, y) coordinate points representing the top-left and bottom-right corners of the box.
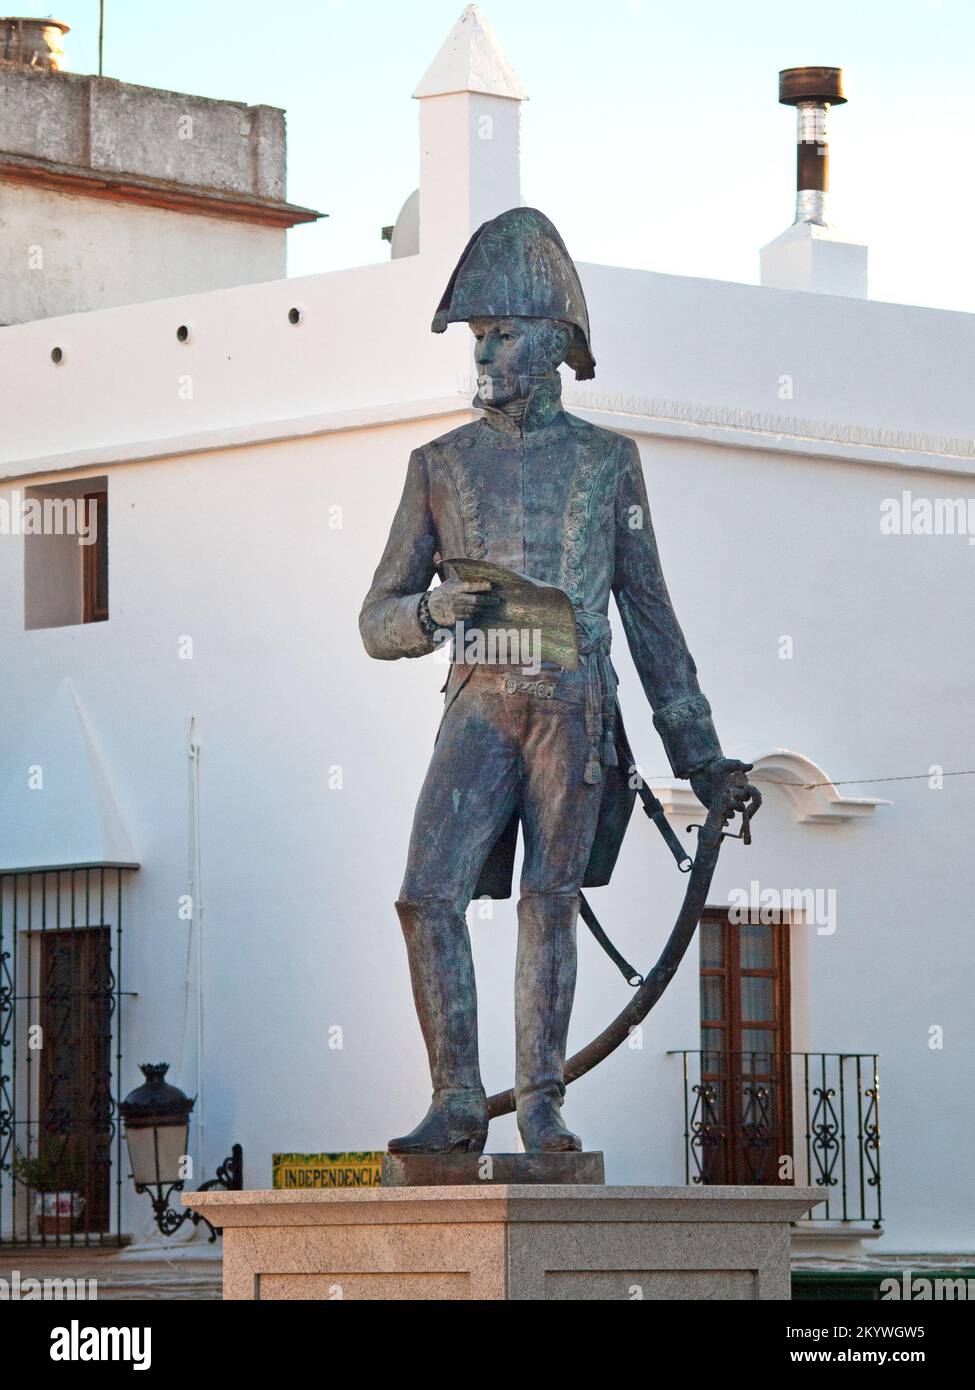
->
(515, 893), (583, 1152)
(387, 899), (489, 1154)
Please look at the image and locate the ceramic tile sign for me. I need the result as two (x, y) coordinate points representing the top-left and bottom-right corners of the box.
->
(272, 1152), (383, 1189)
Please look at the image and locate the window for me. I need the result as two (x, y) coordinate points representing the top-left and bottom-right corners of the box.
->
(23, 476), (108, 629)
(698, 910), (792, 1183)
(82, 491), (108, 622)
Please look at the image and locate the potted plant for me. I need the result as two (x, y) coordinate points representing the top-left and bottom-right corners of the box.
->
(12, 1148), (86, 1236)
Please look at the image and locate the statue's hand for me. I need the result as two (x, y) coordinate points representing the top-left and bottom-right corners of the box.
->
(427, 577), (500, 629)
(690, 757), (762, 825)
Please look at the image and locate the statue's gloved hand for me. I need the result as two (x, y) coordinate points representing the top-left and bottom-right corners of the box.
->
(690, 757), (763, 824)
(426, 577), (500, 629)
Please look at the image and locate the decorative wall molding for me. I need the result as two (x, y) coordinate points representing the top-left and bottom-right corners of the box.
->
(649, 748), (891, 825)
(0, 154), (321, 228)
(5, 382), (975, 484)
(564, 388), (975, 474)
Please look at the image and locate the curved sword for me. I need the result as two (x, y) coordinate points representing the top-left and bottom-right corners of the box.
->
(486, 787), (751, 1120)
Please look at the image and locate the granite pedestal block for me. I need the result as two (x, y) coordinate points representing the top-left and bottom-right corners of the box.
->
(185, 1185), (823, 1301)
(381, 1151), (605, 1186)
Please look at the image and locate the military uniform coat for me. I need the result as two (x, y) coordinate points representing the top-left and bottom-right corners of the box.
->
(359, 375), (721, 899)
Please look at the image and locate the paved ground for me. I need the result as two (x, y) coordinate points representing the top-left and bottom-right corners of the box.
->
(1, 1248), (222, 1300)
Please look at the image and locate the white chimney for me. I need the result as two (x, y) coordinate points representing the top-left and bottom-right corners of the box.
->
(760, 66), (868, 298)
(412, 5), (525, 267)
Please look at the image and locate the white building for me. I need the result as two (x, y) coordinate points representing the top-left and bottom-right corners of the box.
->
(0, 16), (321, 323)
(0, 8), (972, 1297)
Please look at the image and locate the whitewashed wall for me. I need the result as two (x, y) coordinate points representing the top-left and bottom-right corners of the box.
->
(0, 182), (287, 324)
(5, 255), (975, 481)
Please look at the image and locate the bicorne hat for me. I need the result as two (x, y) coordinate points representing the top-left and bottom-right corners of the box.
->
(431, 206), (595, 380)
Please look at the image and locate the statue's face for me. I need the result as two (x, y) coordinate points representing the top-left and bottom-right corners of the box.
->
(470, 316), (570, 406)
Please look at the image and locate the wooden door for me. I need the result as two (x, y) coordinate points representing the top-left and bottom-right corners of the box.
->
(698, 911), (792, 1184)
(38, 927), (113, 1231)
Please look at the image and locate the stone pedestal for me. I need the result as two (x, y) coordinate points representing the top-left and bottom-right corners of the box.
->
(184, 1185), (822, 1301)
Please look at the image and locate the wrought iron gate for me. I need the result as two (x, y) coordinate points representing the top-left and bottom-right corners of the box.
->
(0, 867), (134, 1247)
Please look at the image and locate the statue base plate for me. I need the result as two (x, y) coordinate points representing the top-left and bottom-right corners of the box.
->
(381, 1151), (605, 1187)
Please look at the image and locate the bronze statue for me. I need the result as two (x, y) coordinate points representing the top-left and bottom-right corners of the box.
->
(360, 208), (760, 1155)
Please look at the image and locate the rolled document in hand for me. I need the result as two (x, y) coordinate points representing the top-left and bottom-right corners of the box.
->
(439, 558), (580, 670)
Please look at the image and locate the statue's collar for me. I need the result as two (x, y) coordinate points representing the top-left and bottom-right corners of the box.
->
(475, 374), (563, 439)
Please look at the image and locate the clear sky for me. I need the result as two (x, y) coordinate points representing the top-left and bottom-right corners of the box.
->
(28, 0), (974, 313)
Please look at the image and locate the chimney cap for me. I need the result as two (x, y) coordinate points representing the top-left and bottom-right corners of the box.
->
(0, 16), (70, 70)
(0, 15), (69, 28)
(778, 66), (846, 106)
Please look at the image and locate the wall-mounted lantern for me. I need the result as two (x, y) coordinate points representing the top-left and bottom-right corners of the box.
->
(119, 1063), (242, 1242)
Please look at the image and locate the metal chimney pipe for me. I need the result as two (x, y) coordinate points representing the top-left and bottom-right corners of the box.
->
(778, 67), (846, 227)
(0, 16), (69, 70)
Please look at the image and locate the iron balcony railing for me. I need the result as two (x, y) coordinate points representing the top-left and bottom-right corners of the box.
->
(669, 1050), (881, 1229)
